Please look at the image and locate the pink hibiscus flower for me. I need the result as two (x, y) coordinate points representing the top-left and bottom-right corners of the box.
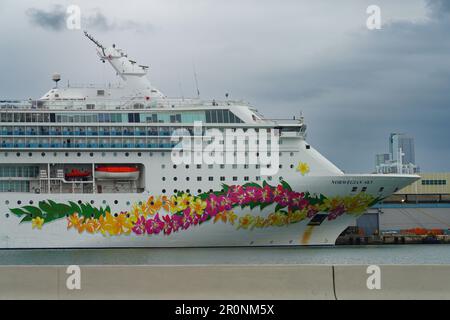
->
(260, 185), (274, 203)
(145, 213), (165, 234)
(205, 194), (220, 217)
(132, 216), (146, 235)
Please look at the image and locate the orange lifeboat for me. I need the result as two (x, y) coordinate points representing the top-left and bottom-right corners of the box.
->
(95, 166), (139, 180)
(65, 169), (91, 180)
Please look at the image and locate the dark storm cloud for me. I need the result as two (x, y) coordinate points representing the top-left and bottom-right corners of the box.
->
(26, 5), (66, 31)
(241, 1), (450, 172)
(425, 0), (450, 18)
(26, 6), (152, 33)
(85, 9), (153, 33)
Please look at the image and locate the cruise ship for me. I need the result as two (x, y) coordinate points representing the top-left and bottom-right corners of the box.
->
(0, 32), (419, 248)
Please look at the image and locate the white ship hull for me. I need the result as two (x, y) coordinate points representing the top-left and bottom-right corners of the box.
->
(0, 175), (418, 248)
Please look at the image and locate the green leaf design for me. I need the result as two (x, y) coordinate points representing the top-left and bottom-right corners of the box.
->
(280, 180), (292, 192)
(275, 203), (286, 212)
(22, 206), (43, 218)
(259, 202), (273, 211)
(10, 208), (28, 217)
(20, 215), (33, 223)
(243, 182), (261, 189)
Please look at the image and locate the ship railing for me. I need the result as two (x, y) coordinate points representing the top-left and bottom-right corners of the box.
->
(0, 98), (250, 110)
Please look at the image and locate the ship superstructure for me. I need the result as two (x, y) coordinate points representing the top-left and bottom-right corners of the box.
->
(0, 32), (419, 248)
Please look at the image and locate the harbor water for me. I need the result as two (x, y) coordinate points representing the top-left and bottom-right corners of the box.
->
(1, 245), (449, 265)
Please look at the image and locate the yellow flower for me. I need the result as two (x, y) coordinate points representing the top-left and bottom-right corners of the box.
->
(32, 216), (44, 229)
(160, 195), (170, 212)
(99, 212), (119, 236)
(253, 216), (265, 229)
(296, 162), (310, 176)
(227, 211), (238, 225)
(178, 194), (194, 211)
(83, 218), (101, 234)
(168, 196), (182, 213)
(146, 196), (162, 215)
(190, 198), (207, 216)
(289, 209), (307, 223)
(214, 211), (228, 224)
(237, 214), (254, 230)
(115, 213), (133, 235)
(67, 213), (84, 230)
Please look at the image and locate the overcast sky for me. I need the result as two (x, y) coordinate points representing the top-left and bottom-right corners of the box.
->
(0, 0), (449, 173)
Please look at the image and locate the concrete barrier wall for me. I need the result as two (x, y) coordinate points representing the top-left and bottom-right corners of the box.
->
(0, 265), (335, 300)
(334, 265), (450, 300)
(0, 265), (449, 299)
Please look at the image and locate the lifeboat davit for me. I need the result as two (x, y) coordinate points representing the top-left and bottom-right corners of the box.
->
(95, 166), (139, 180)
(65, 169), (91, 179)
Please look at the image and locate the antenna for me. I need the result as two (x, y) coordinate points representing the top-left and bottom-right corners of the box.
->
(83, 30), (106, 56)
(193, 62), (200, 98)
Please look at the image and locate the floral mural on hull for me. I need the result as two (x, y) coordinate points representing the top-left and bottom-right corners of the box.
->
(9, 180), (378, 236)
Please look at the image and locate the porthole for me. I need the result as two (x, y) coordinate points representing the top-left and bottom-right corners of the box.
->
(173, 165), (177, 169)
(197, 189), (202, 193)
(90, 200), (94, 204)
(77, 152), (81, 157)
(125, 152), (129, 157)
(174, 189), (178, 193)
(186, 177), (190, 181)
(29, 200), (33, 205)
(102, 152), (106, 157)
(209, 189), (213, 193)
(102, 200), (107, 204)
(114, 200), (118, 204)
(28, 152), (32, 157)
(113, 152), (117, 157)
(162, 189), (166, 193)
(5, 213), (9, 218)
(78, 200), (82, 204)
(89, 152), (94, 157)
(65, 152), (69, 157)
(290, 152), (294, 156)
(149, 152), (153, 157)
(41, 152), (46, 157)
(290, 164), (294, 169)
(186, 189), (190, 194)
(173, 177), (177, 181)
(17, 200), (22, 205)
(5, 200), (9, 205)
(16, 152), (20, 157)
(53, 152), (57, 157)
(138, 152), (142, 157)
(162, 177), (166, 181)
(185, 165), (189, 169)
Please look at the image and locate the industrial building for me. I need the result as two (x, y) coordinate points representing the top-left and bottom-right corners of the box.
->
(355, 173), (450, 238)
